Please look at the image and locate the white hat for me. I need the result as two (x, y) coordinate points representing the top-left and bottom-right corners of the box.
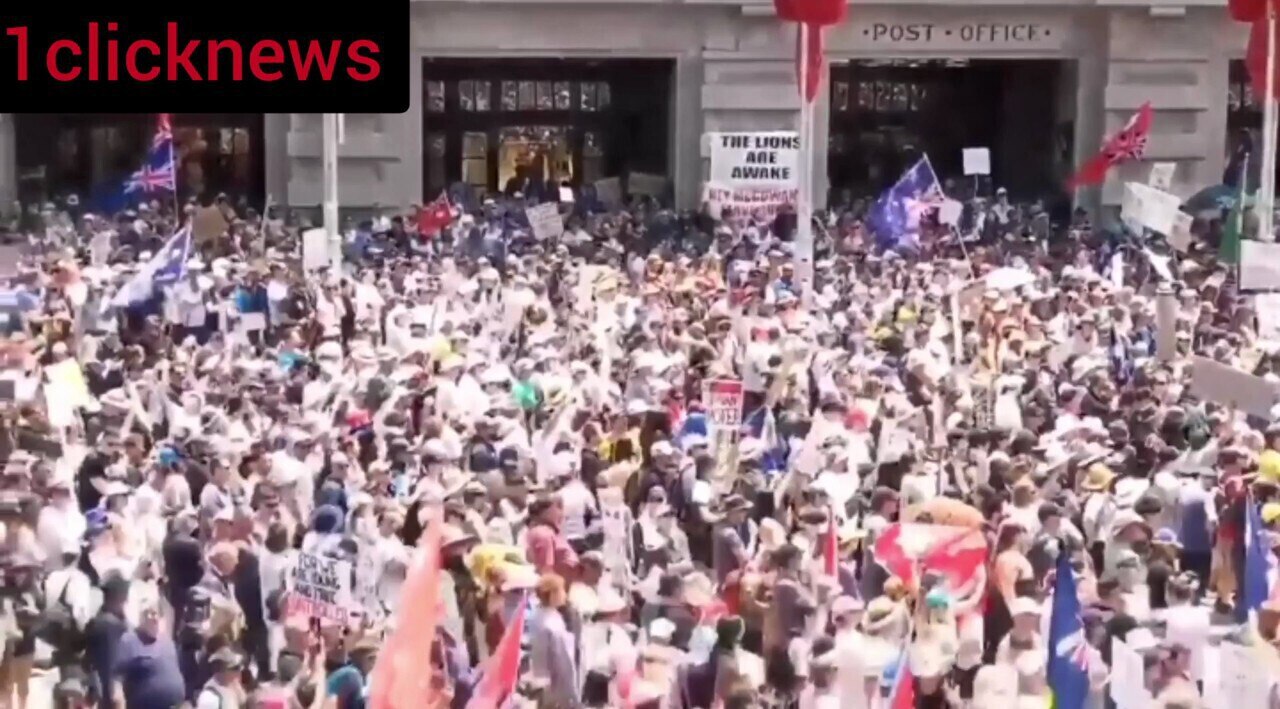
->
(648, 618), (676, 643)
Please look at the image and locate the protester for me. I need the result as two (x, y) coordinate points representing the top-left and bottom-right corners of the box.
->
(2, 168), (1280, 709)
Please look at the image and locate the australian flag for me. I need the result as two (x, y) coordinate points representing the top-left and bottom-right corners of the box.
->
(123, 113), (176, 195)
(867, 156), (945, 250)
(111, 224), (192, 307)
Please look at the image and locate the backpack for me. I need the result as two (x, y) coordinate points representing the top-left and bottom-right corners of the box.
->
(35, 575), (82, 653)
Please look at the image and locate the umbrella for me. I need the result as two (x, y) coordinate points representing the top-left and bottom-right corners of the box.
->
(983, 267), (1036, 291)
(1183, 184), (1250, 215)
(904, 498), (984, 528)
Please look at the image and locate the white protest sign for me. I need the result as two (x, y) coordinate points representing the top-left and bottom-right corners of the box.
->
(558, 185), (575, 203)
(1259, 293), (1280, 341)
(1240, 240), (1280, 291)
(961, 147), (991, 176)
(1109, 637), (1151, 709)
(1163, 606), (1210, 680)
(1168, 210), (1194, 252)
(1190, 355), (1280, 418)
(702, 378), (744, 429)
(709, 132), (801, 187)
(702, 182), (798, 220)
(1148, 162), (1176, 191)
(288, 552), (355, 623)
(526, 202), (564, 241)
(939, 198), (964, 226)
(1121, 182), (1181, 234)
(1215, 643), (1272, 709)
(302, 228), (329, 272)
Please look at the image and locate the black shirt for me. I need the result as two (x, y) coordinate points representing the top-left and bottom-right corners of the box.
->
(84, 609), (127, 709)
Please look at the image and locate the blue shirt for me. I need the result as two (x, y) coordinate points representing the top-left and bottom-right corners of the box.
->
(113, 630), (186, 709)
(327, 665), (365, 709)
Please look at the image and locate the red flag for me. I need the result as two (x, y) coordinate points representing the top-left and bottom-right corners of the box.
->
(888, 648), (915, 709)
(822, 511), (839, 577)
(1066, 102), (1152, 189)
(796, 24), (825, 104)
(417, 192), (453, 237)
(466, 598), (527, 709)
(1232, 0), (1269, 22)
(873, 523), (916, 587)
(1247, 18), (1280, 102)
(368, 518), (448, 709)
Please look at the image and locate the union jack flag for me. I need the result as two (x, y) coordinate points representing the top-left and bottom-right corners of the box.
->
(123, 113), (176, 195)
(124, 162), (176, 194)
(1067, 102), (1153, 189)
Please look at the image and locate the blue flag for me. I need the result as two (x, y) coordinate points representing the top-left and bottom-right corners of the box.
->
(866, 156), (945, 249)
(1240, 493), (1271, 623)
(1047, 553), (1090, 709)
(111, 225), (192, 307)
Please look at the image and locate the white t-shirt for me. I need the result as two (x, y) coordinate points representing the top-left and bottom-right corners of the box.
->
(558, 480), (597, 541)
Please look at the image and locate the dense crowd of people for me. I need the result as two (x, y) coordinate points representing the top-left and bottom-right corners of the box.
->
(0, 183), (1271, 709)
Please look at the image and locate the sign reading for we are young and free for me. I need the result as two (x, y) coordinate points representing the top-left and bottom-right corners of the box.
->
(709, 132), (802, 188)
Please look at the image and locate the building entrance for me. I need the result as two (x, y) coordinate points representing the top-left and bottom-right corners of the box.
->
(828, 60), (1073, 201)
(421, 58), (673, 201)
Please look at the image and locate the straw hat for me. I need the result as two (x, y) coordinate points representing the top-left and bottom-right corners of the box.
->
(1080, 463), (1116, 492)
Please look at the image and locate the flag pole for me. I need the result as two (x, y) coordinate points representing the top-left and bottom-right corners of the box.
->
(322, 113), (342, 271)
(794, 23), (816, 309)
(1262, 9), (1277, 242)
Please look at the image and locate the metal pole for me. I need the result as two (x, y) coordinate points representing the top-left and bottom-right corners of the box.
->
(321, 113), (342, 270)
(794, 23), (816, 307)
(1261, 10), (1277, 242)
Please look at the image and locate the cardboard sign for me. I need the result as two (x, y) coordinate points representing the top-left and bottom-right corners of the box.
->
(593, 177), (622, 208)
(1148, 161), (1176, 191)
(1214, 643), (1272, 709)
(708, 132), (801, 187)
(702, 378), (744, 429)
(1168, 210), (1194, 252)
(301, 228), (329, 272)
(1258, 293), (1280, 341)
(702, 183), (798, 220)
(1240, 240), (1280, 291)
(939, 198), (964, 226)
(1109, 637), (1152, 709)
(288, 552), (354, 623)
(627, 172), (667, 198)
(1189, 355), (1280, 418)
(1121, 182), (1181, 234)
(526, 203), (565, 241)
(961, 147), (991, 176)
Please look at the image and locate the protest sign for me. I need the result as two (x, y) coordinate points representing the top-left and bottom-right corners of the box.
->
(708, 132), (801, 187)
(1109, 637), (1151, 709)
(702, 378), (744, 429)
(702, 183), (798, 220)
(1215, 643), (1271, 709)
(594, 177), (622, 208)
(627, 172), (667, 198)
(1240, 240), (1280, 291)
(938, 199), (964, 226)
(1259, 293), (1280, 341)
(1121, 182), (1181, 234)
(1148, 161), (1176, 191)
(961, 147), (990, 176)
(558, 185), (575, 203)
(1190, 355), (1280, 418)
(89, 233), (112, 268)
(288, 552), (355, 623)
(1168, 210), (1194, 252)
(302, 228), (329, 272)
(526, 203), (565, 241)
